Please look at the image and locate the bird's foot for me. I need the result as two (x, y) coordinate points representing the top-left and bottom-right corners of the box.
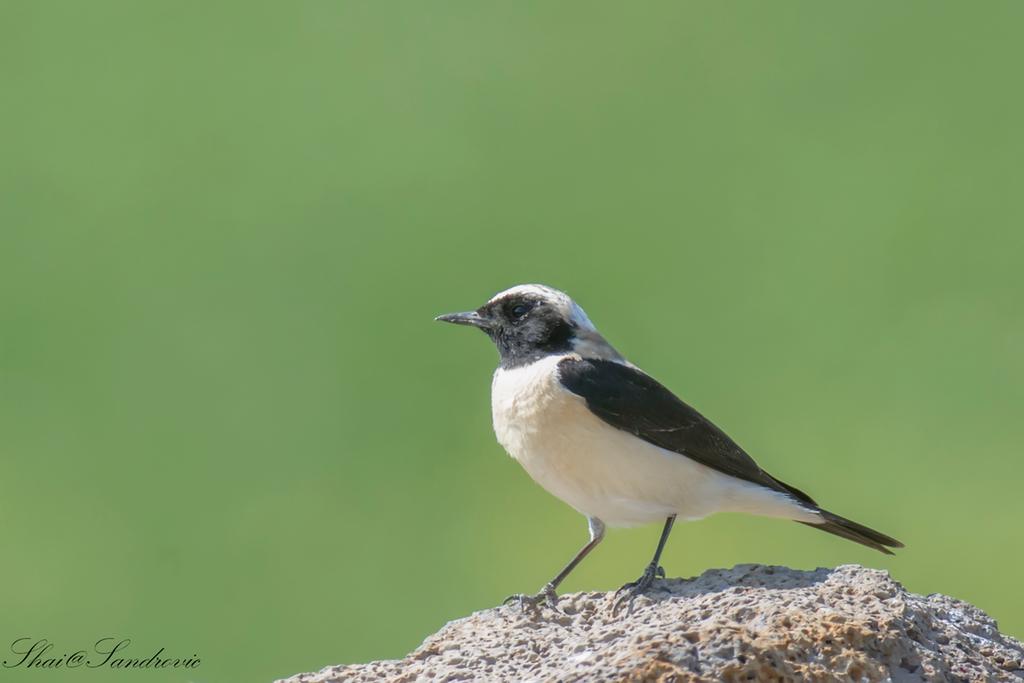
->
(503, 582), (560, 612)
(612, 563), (665, 616)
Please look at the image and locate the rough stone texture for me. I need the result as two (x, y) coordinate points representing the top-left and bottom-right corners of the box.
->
(280, 565), (1023, 683)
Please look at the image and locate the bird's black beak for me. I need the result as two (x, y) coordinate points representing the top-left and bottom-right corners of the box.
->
(435, 310), (491, 330)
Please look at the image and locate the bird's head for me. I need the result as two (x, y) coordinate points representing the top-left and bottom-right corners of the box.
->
(436, 284), (622, 368)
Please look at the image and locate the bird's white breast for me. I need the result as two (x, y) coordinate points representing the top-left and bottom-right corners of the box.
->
(491, 355), (816, 527)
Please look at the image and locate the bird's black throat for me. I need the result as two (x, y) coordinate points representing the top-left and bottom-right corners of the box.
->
(486, 305), (576, 369)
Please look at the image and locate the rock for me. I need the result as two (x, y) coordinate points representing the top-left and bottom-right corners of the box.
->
(279, 564), (1024, 682)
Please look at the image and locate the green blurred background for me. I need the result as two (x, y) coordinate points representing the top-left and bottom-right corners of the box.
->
(2, 2), (1022, 682)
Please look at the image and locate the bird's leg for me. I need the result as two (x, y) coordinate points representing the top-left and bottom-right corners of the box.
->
(613, 514), (676, 615)
(504, 517), (605, 612)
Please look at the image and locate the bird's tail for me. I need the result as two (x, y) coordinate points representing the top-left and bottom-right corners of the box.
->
(763, 473), (903, 554)
(798, 509), (904, 555)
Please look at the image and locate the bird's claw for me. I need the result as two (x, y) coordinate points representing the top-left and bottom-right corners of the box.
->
(612, 562), (664, 616)
(503, 583), (560, 612)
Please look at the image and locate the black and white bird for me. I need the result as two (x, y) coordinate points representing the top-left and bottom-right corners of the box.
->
(436, 284), (902, 611)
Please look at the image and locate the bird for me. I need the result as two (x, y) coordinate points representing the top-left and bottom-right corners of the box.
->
(435, 284), (902, 612)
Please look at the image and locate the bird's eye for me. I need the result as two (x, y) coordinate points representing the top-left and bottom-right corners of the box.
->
(510, 303), (532, 319)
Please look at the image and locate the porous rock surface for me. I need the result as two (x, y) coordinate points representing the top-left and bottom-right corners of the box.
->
(280, 564), (1023, 682)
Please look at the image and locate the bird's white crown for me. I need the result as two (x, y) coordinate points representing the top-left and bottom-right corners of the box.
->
(487, 284), (597, 332)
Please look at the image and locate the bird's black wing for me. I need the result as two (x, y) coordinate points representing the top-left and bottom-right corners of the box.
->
(557, 357), (817, 507)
